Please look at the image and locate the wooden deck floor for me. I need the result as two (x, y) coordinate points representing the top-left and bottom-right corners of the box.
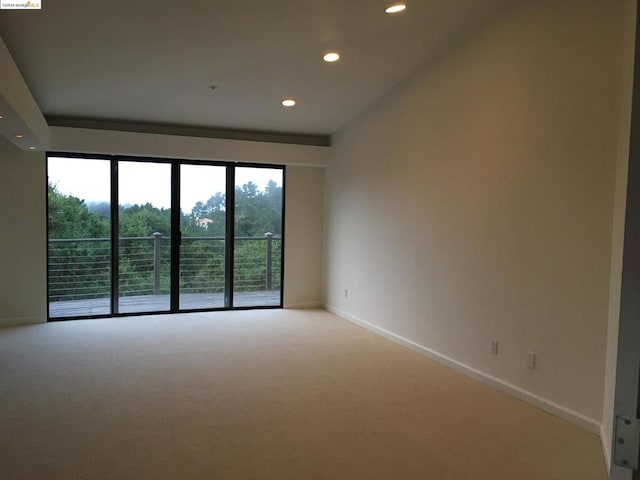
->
(49, 291), (281, 318)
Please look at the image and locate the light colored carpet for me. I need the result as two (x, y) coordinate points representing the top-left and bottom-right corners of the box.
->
(0, 309), (606, 479)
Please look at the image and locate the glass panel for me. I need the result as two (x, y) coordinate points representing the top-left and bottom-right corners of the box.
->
(234, 167), (283, 307)
(118, 161), (171, 313)
(179, 165), (227, 309)
(48, 157), (111, 317)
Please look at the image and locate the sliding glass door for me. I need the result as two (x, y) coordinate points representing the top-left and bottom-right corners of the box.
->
(179, 164), (227, 310)
(47, 154), (284, 320)
(118, 161), (172, 314)
(48, 157), (112, 318)
(234, 167), (283, 307)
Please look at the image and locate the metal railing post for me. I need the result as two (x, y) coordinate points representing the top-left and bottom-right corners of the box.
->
(265, 232), (273, 291)
(153, 232), (162, 295)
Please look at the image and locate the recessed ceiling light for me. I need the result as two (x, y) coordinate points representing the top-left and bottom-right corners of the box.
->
(15, 134), (23, 139)
(323, 52), (341, 63)
(282, 99), (296, 107)
(29, 146), (36, 150)
(385, 3), (407, 14)
(0, 115), (3, 119)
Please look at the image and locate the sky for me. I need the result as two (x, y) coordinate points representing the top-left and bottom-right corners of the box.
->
(48, 157), (283, 211)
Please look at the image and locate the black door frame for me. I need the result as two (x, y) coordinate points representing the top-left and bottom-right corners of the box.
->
(45, 152), (285, 321)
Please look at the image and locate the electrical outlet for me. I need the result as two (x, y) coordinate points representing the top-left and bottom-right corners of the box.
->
(490, 339), (498, 355)
(344, 289), (348, 299)
(527, 351), (536, 369)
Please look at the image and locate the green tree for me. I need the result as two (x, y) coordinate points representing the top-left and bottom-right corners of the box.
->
(119, 203), (170, 237)
(235, 181), (282, 237)
(48, 183), (110, 300)
(48, 178), (283, 301)
(48, 183), (109, 239)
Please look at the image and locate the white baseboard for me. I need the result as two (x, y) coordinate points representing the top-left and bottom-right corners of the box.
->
(0, 316), (45, 328)
(284, 301), (324, 309)
(600, 425), (611, 476)
(325, 304), (601, 435)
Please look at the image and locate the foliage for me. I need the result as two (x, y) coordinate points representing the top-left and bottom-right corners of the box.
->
(48, 184), (109, 239)
(119, 203), (171, 238)
(235, 180), (282, 237)
(48, 180), (282, 302)
(183, 180), (282, 237)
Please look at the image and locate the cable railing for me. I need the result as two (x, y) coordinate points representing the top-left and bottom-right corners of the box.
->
(48, 238), (110, 302)
(234, 234), (281, 292)
(180, 236), (225, 294)
(120, 235), (172, 296)
(48, 234), (281, 303)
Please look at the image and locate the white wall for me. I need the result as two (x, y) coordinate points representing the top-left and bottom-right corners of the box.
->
(326, 0), (629, 431)
(0, 35), (48, 150)
(49, 126), (329, 167)
(284, 166), (325, 308)
(0, 137), (47, 327)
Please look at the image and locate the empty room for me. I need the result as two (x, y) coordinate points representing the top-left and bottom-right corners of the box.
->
(1, 0), (638, 479)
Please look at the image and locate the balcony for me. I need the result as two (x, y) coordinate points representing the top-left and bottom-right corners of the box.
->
(48, 234), (281, 317)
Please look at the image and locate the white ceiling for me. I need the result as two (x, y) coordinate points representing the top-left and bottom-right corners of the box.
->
(0, 0), (513, 137)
